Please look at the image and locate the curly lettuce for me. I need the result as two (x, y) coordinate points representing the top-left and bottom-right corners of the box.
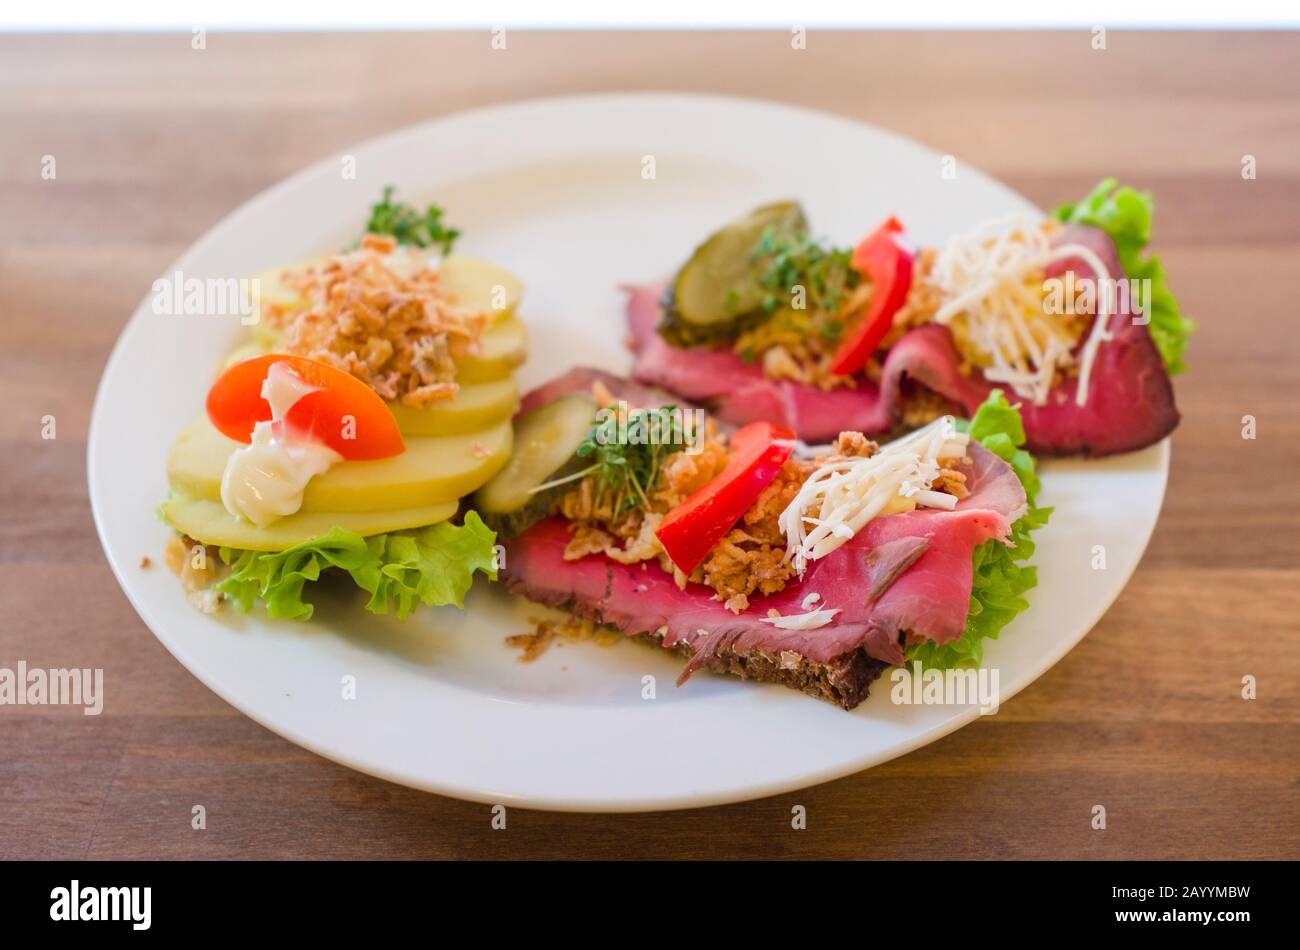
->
(1053, 178), (1193, 374)
(216, 511), (498, 621)
(905, 391), (1052, 669)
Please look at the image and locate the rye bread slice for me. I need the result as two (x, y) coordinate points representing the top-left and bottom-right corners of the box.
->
(505, 576), (895, 711)
(633, 629), (891, 710)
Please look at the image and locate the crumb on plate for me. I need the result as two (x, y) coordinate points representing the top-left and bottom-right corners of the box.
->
(506, 615), (622, 662)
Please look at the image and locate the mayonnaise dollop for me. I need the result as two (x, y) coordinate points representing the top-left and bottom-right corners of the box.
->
(219, 361), (343, 527)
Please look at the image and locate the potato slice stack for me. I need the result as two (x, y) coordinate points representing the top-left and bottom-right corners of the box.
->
(161, 256), (526, 551)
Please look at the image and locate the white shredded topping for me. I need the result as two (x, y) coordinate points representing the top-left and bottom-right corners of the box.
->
(779, 415), (970, 575)
(792, 439), (835, 459)
(758, 608), (841, 631)
(928, 214), (1112, 407)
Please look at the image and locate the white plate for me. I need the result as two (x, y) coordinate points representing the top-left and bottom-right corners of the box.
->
(89, 93), (1168, 812)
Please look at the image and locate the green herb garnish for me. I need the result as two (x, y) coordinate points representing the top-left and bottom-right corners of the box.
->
(573, 405), (685, 514)
(527, 404), (690, 514)
(364, 185), (461, 254)
(751, 227), (858, 316)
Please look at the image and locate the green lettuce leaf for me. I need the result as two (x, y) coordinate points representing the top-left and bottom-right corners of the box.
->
(1052, 177), (1194, 374)
(216, 511), (498, 621)
(905, 391), (1052, 669)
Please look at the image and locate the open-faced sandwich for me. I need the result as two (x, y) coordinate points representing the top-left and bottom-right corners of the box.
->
(626, 180), (1192, 457)
(478, 368), (1049, 709)
(159, 189), (526, 619)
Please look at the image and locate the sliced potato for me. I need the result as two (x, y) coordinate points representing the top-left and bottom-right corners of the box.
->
(387, 378), (518, 436)
(232, 247), (529, 382)
(167, 416), (512, 513)
(440, 255), (524, 324)
(252, 259), (310, 304)
(246, 252), (522, 325)
(220, 340), (267, 372)
(224, 317), (525, 386)
(249, 322), (285, 351)
(248, 260), (311, 334)
(454, 317), (527, 383)
(162, 496), (457, 552)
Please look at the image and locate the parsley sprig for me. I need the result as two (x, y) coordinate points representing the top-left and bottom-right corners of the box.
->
(364, 186), (461, 254)
(577, 406), (685, 513)
(531, 405), (686, 514)
(751, 227), (858, 318)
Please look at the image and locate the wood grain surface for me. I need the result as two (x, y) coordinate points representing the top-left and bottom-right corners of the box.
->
(1, 30), (1297, 860)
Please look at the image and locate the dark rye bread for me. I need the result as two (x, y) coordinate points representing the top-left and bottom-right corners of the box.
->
(632, 629), (892, 711)
(505, 574), (896, 711)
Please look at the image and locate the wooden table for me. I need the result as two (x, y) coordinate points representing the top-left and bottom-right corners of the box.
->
(2, 30), (1296, 860)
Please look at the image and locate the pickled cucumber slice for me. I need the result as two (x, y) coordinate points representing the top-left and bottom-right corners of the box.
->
(660, 201), (808, 346)
(475, 394), (598, 518)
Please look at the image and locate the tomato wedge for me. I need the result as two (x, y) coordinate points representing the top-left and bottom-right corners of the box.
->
(206, 353), (405, 460)
(828, 217), (914, 376)
(655, 421), (795, 575)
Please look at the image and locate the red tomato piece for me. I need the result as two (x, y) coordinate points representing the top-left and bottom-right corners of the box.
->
(655, 421), (796, 575)
(829, 217), (915, 376)
(205, 353), (405, 460)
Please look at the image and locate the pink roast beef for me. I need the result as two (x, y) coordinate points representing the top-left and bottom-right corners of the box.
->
(625, 225), (1179, 456)
(502, 439), (1027, 693)
(515, 366), (693, 420)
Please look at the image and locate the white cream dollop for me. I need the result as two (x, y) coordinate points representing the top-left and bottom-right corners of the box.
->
(219, 361), (343, 527)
